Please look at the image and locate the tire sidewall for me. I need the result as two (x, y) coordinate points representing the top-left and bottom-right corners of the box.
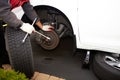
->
(5, 27), (34, 78)
(93, 52), (120, 80)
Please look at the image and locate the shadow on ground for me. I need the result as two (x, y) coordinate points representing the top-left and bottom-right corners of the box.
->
(30, 35), (99, 80)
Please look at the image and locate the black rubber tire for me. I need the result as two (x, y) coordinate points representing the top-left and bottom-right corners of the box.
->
(92, 52), (120, 80)
(5, 27), (34, 78)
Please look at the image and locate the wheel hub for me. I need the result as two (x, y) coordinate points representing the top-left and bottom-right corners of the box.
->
(104, 55), (120, 70)
(35, 30), (59, 50)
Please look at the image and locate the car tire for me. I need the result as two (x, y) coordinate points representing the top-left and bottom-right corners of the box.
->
(92, 52), (120, 80)
(5, 27), (34, 78)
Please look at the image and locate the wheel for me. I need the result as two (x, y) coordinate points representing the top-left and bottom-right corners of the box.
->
(92, 52), (120, 80)
(35, 30), (59, 50)
(5, 27), (34, 78)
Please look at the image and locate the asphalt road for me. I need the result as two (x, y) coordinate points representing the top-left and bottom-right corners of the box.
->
(30, 35), (99, 80)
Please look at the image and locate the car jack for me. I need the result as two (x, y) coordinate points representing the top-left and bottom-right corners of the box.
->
(82, 50), (91, 68)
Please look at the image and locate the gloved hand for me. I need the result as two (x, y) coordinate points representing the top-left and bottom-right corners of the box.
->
(20, 23), (35, 34)
(42, 25), (54, 31)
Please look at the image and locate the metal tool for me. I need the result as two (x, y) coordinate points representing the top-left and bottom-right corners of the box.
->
(34, 30), (50, 40)
(22, 18), (37, 43)
(22, 18), (50, 43)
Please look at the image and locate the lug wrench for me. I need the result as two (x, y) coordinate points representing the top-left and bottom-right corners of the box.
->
(22, 18), (50, 43)
(34, 30), (50, 40)
(22, 18), (37, 43)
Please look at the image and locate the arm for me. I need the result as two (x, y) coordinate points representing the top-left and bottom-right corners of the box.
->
(22, 2), (54, 31)
(22, 2), (43, 29)
(0, 0), (23, 29)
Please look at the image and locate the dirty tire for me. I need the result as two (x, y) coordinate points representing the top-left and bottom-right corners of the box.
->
(5, 27), (34, 78)
(92, 52), (120, 80)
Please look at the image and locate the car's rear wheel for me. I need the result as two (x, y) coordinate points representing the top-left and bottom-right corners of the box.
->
(5, 27), (34, 78)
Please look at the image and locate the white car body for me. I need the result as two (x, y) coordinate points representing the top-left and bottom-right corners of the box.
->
(12, 0), (120, 54)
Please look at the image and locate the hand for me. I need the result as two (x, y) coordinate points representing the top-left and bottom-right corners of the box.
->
(42, 25), (54, 31)
(20, 23), (35, 34)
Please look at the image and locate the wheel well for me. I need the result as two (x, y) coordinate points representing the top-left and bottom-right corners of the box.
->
(22, 5), (76, 51)
(21, 5), (77, 53)
(22, 5), (74, 37)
